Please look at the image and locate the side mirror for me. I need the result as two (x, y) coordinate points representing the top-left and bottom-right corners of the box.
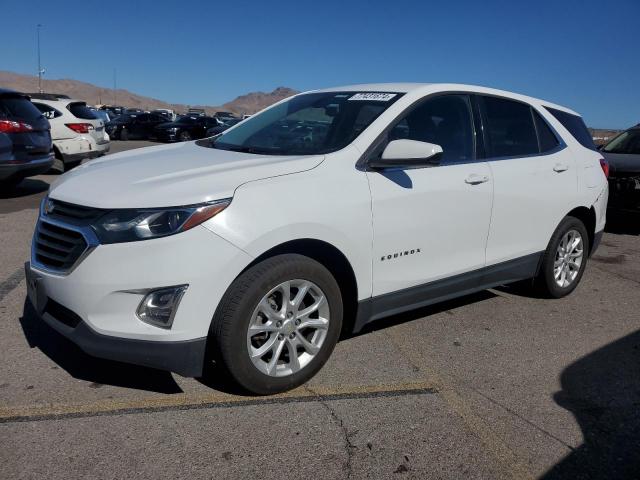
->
(369, 139), (443, 170)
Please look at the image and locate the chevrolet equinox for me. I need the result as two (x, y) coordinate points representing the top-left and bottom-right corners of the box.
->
(26, 84), (609, 394)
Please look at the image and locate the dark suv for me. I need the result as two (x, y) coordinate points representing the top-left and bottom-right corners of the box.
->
(600, 124), (640, 211)
(0, 89), (53, 187)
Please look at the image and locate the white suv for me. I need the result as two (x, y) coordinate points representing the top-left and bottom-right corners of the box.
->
(26, 84), (608, 394)
(30, 94), (110, 171)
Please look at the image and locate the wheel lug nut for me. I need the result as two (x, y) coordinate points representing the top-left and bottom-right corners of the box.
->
(276, 321), (282, 327)
(287, 312), (293, 319)
(294, 319), (300, 326)
(278, 334), (284, 340)
(289, 333), (295, 339)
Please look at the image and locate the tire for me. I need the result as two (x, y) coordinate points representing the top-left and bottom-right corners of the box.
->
(53, 157), (81, 173)
(0, 178), (22, 190)
(179, 131), (191, 142)
(120, 128), (129, 141)
(210, 254), (343, 395)
(535, 216), (590, 298)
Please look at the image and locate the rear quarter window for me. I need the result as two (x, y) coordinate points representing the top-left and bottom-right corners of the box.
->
(0, 95), (43, 120)
(544, 107), (596, 151)
(67, 102), (98, 120)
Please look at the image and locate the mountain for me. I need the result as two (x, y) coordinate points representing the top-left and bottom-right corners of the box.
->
(0, 71), (298, 115)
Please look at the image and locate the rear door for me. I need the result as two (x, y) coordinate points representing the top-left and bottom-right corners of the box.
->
(479, 95), (577, 266)
(367, 94), (493, 296)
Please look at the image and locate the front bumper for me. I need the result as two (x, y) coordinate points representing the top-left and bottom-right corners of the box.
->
(0, 154), (54, 181)
(27, 223), (253, 376)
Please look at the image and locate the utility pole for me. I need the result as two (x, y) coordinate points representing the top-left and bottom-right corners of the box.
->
(113, 68), (117, 106)
(37, 24), (44, 93)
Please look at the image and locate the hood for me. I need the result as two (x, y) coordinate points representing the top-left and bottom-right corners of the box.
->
(602, 152), (640, 175)
(49, 141), (324, 208)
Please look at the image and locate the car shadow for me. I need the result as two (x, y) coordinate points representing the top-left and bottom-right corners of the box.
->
(19, 298), (183, 394)
(540, 330), (640, 479)
(0, 178), (50, 214)
(605, 209), (640, 236)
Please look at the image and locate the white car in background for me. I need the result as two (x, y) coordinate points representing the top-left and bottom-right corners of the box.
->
(26, 83), (608, 394)
(30, 94), (110, 171)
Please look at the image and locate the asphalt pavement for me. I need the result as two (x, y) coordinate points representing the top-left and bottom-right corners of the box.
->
(1, 140), (639, 479)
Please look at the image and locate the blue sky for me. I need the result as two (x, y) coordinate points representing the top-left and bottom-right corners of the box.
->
(1, 0), (638, 128)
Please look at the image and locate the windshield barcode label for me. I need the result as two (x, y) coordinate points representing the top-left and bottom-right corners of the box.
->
(348, 93), (397, 102)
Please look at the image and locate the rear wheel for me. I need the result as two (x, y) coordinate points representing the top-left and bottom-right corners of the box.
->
(536, 216), (589, 298)
(210, 254), (343, 394)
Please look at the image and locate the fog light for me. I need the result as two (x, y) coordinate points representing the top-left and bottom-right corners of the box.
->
(136, 285), (188, 329)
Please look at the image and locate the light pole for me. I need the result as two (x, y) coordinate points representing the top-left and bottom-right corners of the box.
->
(37, 24), (44, 93)
(113, 68), (117, 106)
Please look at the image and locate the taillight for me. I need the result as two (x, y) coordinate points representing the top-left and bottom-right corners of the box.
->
(599, 158), (609, 178)
(65, 123), (93, 134)
(0, 119), (33, 133)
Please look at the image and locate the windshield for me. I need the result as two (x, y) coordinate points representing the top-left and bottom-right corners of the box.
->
(212, 91), (402, 155)
(603, 129), (640, 155)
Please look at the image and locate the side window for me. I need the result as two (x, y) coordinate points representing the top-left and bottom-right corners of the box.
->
(481, 96), (538, 157)
(387, 95), (474, 164)
(33, 102), (62, 120)
(533, 110), (560, 153)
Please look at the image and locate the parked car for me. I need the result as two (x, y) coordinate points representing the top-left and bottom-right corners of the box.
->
(26, 84), (608, 395)
(30, 94), (110, 172)
(0, 89), (53, 187)
(599, 124), (640, 211)
(151, 115), (219, 142)
(90, 108), (111, 124)
(100, 105), (126, 118)
(187, 108), (206, 117)
(206, 118), (242, 136)
(150, 109), (176, 122)
(106, 113), (169, 140)
(213, 111), (237, 122)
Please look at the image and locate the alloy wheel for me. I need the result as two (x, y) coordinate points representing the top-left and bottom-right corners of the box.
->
(554, 229), (584, 288)
(246, 279), (330, 377)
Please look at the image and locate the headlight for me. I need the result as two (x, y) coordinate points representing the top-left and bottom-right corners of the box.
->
(93, 199), (231, 244)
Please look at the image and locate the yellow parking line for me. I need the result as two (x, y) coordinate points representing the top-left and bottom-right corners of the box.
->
(0, 381), (436, 423)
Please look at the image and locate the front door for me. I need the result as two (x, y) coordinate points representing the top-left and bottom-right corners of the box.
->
(366, 94), (493, 296)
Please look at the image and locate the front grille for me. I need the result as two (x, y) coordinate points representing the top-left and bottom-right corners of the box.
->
(34, 220), (89, 271)
(46, 199), (105, 225)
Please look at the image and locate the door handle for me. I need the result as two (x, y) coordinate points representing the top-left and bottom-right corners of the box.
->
(553, 163), (569, 173)
(465, 174), (490, 185)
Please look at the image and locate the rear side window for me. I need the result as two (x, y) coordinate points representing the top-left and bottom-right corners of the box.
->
(67, 102), (97, 120)
(533, 110), (560, 152)
(33, 102), (62, 120)
(544, 107), (596, 151)
(481, 96), (538, 157)
(0, 95), (43, 120)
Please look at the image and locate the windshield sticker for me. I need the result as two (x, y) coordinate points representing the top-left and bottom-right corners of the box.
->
(348, 93), (397, 102)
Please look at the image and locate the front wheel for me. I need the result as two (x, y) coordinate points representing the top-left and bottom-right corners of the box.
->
(179, 130), (192, 141)
(210, 254), (343, 394)
(536, 216), (589, 298)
